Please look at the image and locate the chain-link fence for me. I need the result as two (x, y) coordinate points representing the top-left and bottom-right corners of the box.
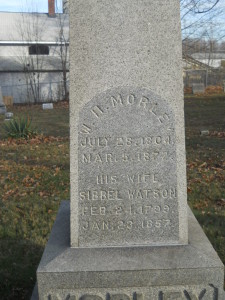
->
(1, 80), (69, 104)
(183, 69), (225, 88)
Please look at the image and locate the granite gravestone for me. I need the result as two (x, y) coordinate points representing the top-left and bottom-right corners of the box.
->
(70, 0), (188, 248)
(42, 103), (54, 110)
(192, 83), (205, 94)
(0, 87), (6, 114)
(33, 0), (224, 299)
(5, 112), (13, 119)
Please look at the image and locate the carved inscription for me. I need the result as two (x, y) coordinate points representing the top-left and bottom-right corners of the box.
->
(46, 285), (218, 300)
(78, 87), (179, 247)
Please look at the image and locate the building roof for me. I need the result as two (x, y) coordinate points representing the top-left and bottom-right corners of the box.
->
(0, 12), (69, 43)
(183, 54), (215, 70)
(192, 52), (225, 60)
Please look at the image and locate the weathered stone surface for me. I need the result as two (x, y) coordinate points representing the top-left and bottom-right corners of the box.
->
(78, 87), (179, 247)
(34, 202), (225, 300)
(33, 286), (224, 300)
(70, 0), (188, 247)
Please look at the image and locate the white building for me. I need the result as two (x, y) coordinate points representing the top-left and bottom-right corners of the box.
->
(0, 0), (69, 103)
(191, 52), (225, 69)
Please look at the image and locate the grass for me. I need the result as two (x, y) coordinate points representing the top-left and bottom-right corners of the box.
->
(0, 102), (69, 139)
(0, 102), (70, 299)
(0, 97), (224, 299)
(184, 95), (225, 267)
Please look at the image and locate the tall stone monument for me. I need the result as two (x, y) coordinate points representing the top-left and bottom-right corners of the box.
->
(33, 0), (224, 299)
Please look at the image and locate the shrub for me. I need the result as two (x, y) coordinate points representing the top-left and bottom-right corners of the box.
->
(3, 115), (37, 139)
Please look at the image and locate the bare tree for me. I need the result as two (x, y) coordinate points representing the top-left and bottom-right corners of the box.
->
(13, 0), (69, 103)
(181, 1), (225, 89)
(181, 0), (223, 55)
(62, 0), (69, 14)
(55, 0), (69, 101)
(181, 0), (221, 29)
(15, 8), (47, 103)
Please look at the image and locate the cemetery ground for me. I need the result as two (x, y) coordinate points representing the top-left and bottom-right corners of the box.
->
(0, 97), (224, 299)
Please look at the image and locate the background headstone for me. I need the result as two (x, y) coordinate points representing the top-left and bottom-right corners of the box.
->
(0, 107), (6, 114)
(0, 87), (6, 114)
(5, 112), (13, 119)
(42, 103), (53, 110)
(200, 130), (209, 136)
(192, 83), (205, 94)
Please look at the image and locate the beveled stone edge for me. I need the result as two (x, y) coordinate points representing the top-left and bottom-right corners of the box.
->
(37, 202), (224, 274)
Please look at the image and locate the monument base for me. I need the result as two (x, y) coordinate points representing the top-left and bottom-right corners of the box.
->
(32, 201), (224, 300)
